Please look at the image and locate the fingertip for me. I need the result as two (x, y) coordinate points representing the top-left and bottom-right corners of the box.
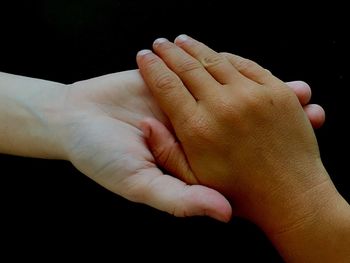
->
(209, 200), (233, 223)
(137, 49), (157, 68)
(153, 38), (169, 48)
(304, 104), (326, 129)
(140, 117), (167, 136)
(174, 34), (190, 45)
(137, 49), (153, 58)
(139, 119), (152, 139)
(287, 80), (311, 91)
(286, 80), (311, 105)
(189, 185), (233, 223)
(214, 197), (232, 222)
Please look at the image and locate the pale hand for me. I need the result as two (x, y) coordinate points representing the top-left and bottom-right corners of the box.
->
(60, 70), (231, 221)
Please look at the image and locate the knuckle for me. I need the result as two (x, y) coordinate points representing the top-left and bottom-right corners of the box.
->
(219, 52), (232, 62)
(235, 58), (257, 72)
(176, 59), (203, 74)
(241, 88), (266, 110)
(220, 52), (238, 62)
(201, 54), (226, 68)
(263, 68), (272, 75)
(154, 73), (181, 91)
(218, 88), (265, 120)
(220, 52), (230, 57)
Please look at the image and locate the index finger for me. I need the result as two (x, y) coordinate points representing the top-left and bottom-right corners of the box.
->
(137, 49), (197, 126)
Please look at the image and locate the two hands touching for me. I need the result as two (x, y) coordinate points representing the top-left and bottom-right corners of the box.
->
(66, 52), (326, 223)
(0, 50), (324, 222)
(137, 35), (329, 225)
(2, 34), (348, 261)
(136, 35), (350, 262)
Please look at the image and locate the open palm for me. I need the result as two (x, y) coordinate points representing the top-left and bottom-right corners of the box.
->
(62, 70), (231, 221)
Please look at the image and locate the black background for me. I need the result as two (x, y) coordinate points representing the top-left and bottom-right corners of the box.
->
(0, 1), (348, 261)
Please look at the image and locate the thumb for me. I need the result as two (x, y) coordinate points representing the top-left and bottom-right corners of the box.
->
(138, 118), (232, 222)
(124, 167), (232, 222)
(140, 117), (198, 185)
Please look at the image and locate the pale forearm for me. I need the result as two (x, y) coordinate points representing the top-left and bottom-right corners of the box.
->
(0, 72), (68, 158)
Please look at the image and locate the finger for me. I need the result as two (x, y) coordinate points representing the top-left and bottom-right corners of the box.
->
(140, 117), (198, 185)
(152, 38), (220, 99)
(222, 52), (281, 86)
(285, 81), (312, 106)
(137, 49), (197, 126)
(222, 52), (325, 128)
(174, 35), (244, 85)
(124, 167), (232, 222)
(286, 81), (325, 128)
(303, 104), (326, 129)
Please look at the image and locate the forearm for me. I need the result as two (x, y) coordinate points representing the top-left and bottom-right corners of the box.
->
(0, 72), (68, 159)
(266, 179), (350, 262)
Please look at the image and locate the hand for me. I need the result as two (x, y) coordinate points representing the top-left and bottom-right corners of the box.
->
(56, 69), (323, 223)
(222, 53), (325, 129)
(136, 35), (336, 231)
(55, 70), (230, 221)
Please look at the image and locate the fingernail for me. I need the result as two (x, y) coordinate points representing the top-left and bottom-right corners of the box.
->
(153, 38), (169, 47)
(175, 34), (189, 43)
(137, 49), (152, 56)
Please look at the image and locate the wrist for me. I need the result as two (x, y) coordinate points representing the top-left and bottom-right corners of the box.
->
(262, 170), (350, 262)
(271, 191), (350, 262)
(236, 161), (334, 234)
(0, 72), (71, 159)
(34, 83), (72, 160)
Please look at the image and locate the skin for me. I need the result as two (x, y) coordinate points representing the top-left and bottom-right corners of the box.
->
(0, 65), (324, 223)
(136, 35), (350, 262)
